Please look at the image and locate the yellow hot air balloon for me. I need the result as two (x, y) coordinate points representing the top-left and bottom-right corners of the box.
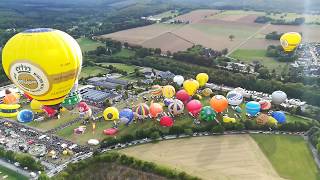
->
(196, 73), (209, 87)
(162, 85), (175, 98)
(103, 107), (119, 121)
(2, 28), (82, 106)
(183, 79), (199, 96)
(280, 32), (302, 52)
(30, 99), (43, 113)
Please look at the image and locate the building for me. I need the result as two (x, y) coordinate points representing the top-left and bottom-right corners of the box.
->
(79, 88), (122, 107)
(87, 77), (129, 90)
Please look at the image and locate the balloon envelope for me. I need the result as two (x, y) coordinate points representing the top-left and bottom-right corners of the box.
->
(259, 100), (272, 111)
(256, 114), (269, 125)
(2, 28), (82, 106)
(162, 85), (175, 98)
(173, 75), (184, 86)
(163, 98), (174, 107)
(280, 32), (302, 52)
(183, 79), (199, 96)
(210, 95), (228, 113)
(133, 103), (150, 119)
(200, 106), (216, 122)
(119, 108), (134, 124)
(272, 91), (287, 105)
(3, 92), (19, 104)
(17, 109), (34, 123)
(246, 101), (261, 116)
(168, 99), (184, 115)
(103, 107), (119, 121)
(160, 116), (174, 127)
(149, 103), (163, 118)
(186, 100), (202, 117)
(150, 85), (162, 96)
(226, 91), (243, 106)
(201, 88), (212, 97)
(196, 73), (209, 87)
(271, 111), (286, 124)
(176, 90), (191, 104)
(30, 100), (43, 113)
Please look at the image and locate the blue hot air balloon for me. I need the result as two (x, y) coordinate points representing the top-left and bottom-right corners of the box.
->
(119, 108), (134, 125)
(163, 98), (174, 107)
(17, 109), (34, 123)
(271, 111), (286, 124)
(245, 101), (261, 116)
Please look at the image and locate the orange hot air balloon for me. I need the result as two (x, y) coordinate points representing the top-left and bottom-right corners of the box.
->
(3, 89), (19, 104)
(149, 103), (163, 118)
(210, 95), (228, 113)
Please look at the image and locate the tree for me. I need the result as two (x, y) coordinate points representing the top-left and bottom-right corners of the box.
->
(150, 131), (160, 140)
(212, 125), (224, 133)
(154, 48), (161, 55)
(96, 46), (106, 56)
(115, 85), (122, 91)
(229, 35), (235, 41)
(136, 48), (150, 58)
(221, 48), (228, 55)
(257, 68), (271, 79)
(184, 128), (193, 136)
(124, 42), (129, 49)
(38, 173), (50, 180)
(103, 99), (111, 107)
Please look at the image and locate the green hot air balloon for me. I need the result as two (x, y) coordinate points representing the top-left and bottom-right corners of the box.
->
(200, 106), (216, 122)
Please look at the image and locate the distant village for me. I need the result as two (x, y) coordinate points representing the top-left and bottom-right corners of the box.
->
(294, 43), (320, 77)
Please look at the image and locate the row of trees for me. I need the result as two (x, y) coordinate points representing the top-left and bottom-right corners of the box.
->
(0, 147), (44, 171)
(265, 31), (283, 40)
(266, 45), (298, 62)
(53, 152), (200, 180)
(307, 127), (320, 154)
(255, 16), (305, 25)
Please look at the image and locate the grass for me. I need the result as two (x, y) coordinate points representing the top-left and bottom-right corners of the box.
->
(153, 10), (178, 19)
(79, 66), (107, 78)
(97, 62), (138, 74)
(230, 49), (288, 70)
(112, 49), (135, 58)
(76, 37), (104, 52)
(27, 110), (79, 131)
(251, 134), (320, 180)
(0, 165), (28, 180)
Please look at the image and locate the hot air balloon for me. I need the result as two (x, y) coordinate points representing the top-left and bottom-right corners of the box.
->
(2, 28), (82, 106)
(163, 98), (174, 107)
(30, 100), (43, 113)
(200, 106), (216, 122)
(3, 89), (19, 104)
(245, 101), (261, 116)
(103, 128), (118, 135)
(280, 32), (302, 52)
(176, 90), (191, 104)
(133, 103), (149, 119)
(17, 109), (34, 123)
(210, 95), (228, 113)
(256, 114), (269, 125)
(168, 99), (184, 115)
(162, 85), (176, 98)
(61, 87), (82, 110)
(268, 116), (278, 127)
(160, 116), (174, 127)
(272, 91), (287, 105)
(150, 85), (162, 96)
(196, 73), (209, 87)
(0, 104), (20, 118)
(77, 102), (92, 119)
(42, 106), (58, 118)
(223, 116), (236, 123)
(149, 103), (163, 118)
(186, 100), (202, 117)
(173, 75), (184, 86)
(234, 106), (242, 113)
(271, 111), (286, 124)
(201, 88), (212, 97)
(119, 108), (134, 125)
(103, 107), (119, 121)
(226, 91), (243, 106)
(183, 79), (199, 96)
(259, 100), (272, 111)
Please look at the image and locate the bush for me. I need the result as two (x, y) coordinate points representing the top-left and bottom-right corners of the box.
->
(212, 125), (225, 133)
(184, 128), (193, 136)
(150, 131), (161, 140)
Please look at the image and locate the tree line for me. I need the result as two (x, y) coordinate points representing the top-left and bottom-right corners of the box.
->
(53, 152), (200, 180)
(255, 16), (305, 25)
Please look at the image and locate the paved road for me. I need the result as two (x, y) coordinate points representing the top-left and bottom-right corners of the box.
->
(0, 159), (32, 178)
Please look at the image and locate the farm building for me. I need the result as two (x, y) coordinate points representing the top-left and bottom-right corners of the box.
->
(88, 77), (129, 89)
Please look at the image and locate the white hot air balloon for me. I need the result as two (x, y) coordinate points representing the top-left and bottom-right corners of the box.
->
(173, 75), (184, 86)
(272, 91), (287, 105)
(226, 91), (243, 106)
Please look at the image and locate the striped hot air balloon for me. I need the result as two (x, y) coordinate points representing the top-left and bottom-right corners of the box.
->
(133, 103), (150, 119)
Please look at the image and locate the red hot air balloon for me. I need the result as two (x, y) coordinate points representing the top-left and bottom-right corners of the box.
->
(186, 100), (202, 117)
(160, 116), (174, 127)
(176, 90), (191, 104)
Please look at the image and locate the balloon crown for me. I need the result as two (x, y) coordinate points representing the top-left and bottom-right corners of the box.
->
(5, 89), (11, 94)
(24, 28), (53, 33)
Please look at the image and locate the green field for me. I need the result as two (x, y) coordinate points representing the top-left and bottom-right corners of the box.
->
(112, 49), (135, 58)
(153, 10), (178, 19)
(251, 134), (320, 180)
(77, 37), (104, 52)
(230, 49), (288, 70)
(80, 66), (107, 78)
(0, 165), (28, 180)
(27, 110), (79, 131)
(97, 62), (139, 73)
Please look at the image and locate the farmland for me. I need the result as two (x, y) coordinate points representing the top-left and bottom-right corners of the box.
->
(100, 9), (320, 53)
(119, 135), (283, 180)
(77, 37), (104, 52)
(251, 134), (320, 180)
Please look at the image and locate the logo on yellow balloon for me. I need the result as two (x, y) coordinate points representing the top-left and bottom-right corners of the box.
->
(280, 39), (288, 48)
(10, 61), (50, 96)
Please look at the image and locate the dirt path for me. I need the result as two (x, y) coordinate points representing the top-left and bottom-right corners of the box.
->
(120, 135), (284, 180)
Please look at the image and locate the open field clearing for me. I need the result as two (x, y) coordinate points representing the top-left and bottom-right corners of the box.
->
(153, 10), (179, 19)
(251, 134), (320, 180)
(77, 37), (104, 52)
(173, 9), (219, 23)
(120, 135), (283, 180)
